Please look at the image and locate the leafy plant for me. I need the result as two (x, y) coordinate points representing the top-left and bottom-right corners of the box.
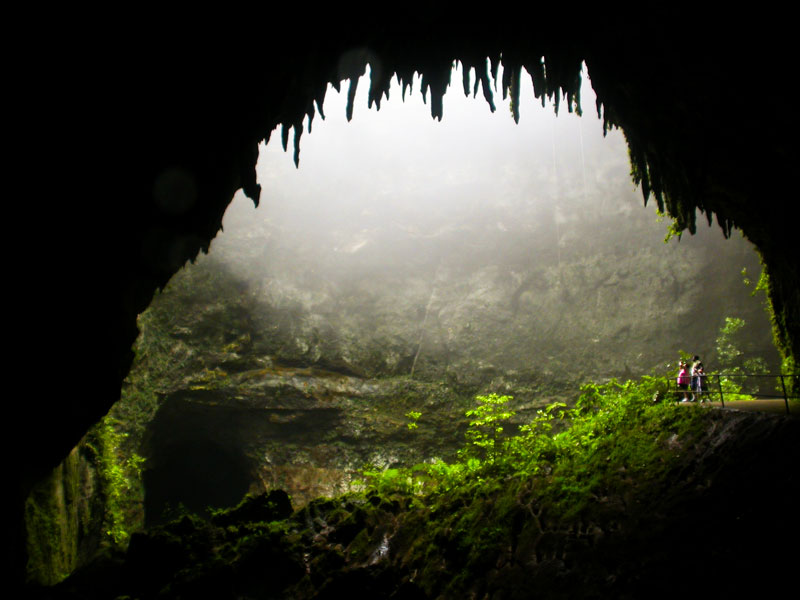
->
(405, 410), (422, 430)
(743, 266), (799, 396)
(656, 210), (683, 243)
(356, 374), (705, 524)
(355, 467), (421, 496)
(318, 374), (716, 600)
(716, 317), (746, 370)
(459, 393), (515, 464)
(714, 316), (767, 399)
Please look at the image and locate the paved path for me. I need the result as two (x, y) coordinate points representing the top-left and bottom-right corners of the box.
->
(680, 398), (798, 416)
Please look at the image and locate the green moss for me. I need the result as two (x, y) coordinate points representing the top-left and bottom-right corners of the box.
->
(86, 415), (145, 548)
(189, 367), (230, 390)
(24, 446), (98, 585)
(341, 375), (711, 596)
(25, 412), (147, 584)
(745, 262), (800, 393)
(25, 454), (77, 584)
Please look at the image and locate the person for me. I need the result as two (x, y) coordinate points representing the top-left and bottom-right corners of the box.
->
(690, 355), (703, 401)
(676, 360), (691, 401)
(695, 365), (709, 402)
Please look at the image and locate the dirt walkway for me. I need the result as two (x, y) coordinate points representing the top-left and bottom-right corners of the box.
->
(682, 398), (798, 415)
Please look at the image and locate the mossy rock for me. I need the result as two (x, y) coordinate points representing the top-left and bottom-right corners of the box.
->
(211, 489), (293, 527)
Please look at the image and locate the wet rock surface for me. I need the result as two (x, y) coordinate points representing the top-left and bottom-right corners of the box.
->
(30, 408), (800, 599)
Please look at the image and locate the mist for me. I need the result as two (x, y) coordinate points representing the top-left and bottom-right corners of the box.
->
(194, 61), (776, 384)
(224, 62), (626, 267)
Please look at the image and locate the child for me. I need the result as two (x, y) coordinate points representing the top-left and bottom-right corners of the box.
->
(677, 361), (691, 402)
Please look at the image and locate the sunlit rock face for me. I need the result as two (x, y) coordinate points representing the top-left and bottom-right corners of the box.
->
(138, 369), (464, 512)
(124, 165), (776, 516)
(212, 189), (773, 386)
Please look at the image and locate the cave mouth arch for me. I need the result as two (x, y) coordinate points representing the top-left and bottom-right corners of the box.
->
(16, 22), (800, 589)
(123, 58), (780, 512)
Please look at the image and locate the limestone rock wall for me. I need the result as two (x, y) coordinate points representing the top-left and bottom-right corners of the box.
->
(115, 179), (777, 518)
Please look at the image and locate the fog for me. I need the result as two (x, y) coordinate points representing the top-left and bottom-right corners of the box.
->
(220, 62), (637, 269)
(201, 61), (775, 378)
(256, 62), (604, 211)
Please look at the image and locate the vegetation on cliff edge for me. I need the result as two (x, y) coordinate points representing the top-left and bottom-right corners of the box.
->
(65, 375), (712, 598)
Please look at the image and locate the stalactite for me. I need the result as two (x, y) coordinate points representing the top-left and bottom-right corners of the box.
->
(315, 94), (326, 120)
(528, 56), (547, 107)
(509, 64), (522, 124)
(479, 59), (496, 112)
(398, 70), (414, 101)
(307, 110), (315, 135)
(367, 61), (393, 110)
(539, 55), (562, 115)
(627, 138), (653, 208)
(266, 46), (728, 255)
(570, 70), (583, 116)
(293, 121), (303, 167)
(595, 97), (605, 125)
(239, 141), (260, 204)
(281, 123), (290, 153)
(420, 64), (450, 121)
(501, 60), (512, 99)
(490, 56), (500, 85)
(346, 75), (359, 122)
(461, 60), (471, 97)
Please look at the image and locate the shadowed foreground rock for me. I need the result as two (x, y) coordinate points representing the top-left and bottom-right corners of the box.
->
(28, 408), (800, 599)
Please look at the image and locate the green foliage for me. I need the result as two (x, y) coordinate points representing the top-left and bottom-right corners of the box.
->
(62, 375), (715, 600)
(716, 317), (746, 369)
(743, 265), (799, 396)
(189, 367), (230, 390)
(88, 416), (146, 547)
(24, 448), (93, 585)
(714, 316), (768, 399)
(541, 376), (698, 516)
(405, 410), (422, 430)
(350, 374), (710, 599)
(355, 467), (421, 496)
(459, 393), (515, 464)
(358, 375), (704, 521)
(656, 210), (683, 243)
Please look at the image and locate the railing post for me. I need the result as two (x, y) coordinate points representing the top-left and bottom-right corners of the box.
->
(717, 373), (725, 408)
(780, 375), (790, 414)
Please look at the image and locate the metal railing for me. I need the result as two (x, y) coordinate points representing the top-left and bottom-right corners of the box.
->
(669, 373), (800, 414)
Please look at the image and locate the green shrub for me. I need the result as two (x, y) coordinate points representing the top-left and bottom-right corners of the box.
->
(459, 393), (515, 465)
(359, 374), (706, 522)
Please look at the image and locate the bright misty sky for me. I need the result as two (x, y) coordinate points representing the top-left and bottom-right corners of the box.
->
(209, 61), (776, 373)
(222, 61), (635, 230)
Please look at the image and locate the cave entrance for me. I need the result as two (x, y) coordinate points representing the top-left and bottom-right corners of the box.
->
(140, 393), (257, 525)
(143, 438), (251, 526)
(126, 60), (779, 520)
